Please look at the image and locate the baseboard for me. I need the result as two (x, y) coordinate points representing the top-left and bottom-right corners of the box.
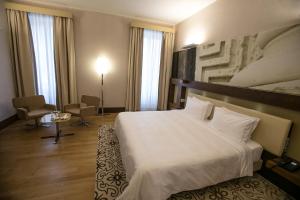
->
(98, 107), (125, 114)
(0, 114), (18, 130)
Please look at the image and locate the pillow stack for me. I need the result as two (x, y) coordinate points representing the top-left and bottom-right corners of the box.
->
(184, 96), (214, 120)
(209, 107), (260, 143)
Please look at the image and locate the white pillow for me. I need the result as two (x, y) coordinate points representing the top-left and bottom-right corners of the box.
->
(210, 107), (260, 142)
(184, 96), (214, 120)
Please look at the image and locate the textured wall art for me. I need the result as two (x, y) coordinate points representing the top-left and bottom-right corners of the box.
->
(195, 24), (300, 96)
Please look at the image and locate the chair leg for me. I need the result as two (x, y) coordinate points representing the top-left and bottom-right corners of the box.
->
(25, 122), (38, 128)
(27, 118), (51, 128)
(35, 119), (39, 128)
(79, 119), (89, 126)
(70, 116), (90, 127)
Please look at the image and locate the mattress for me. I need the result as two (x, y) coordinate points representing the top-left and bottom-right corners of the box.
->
(115, 110), (255, 200)
(200, 120), (263, 162)
(246, 140), (263, 162)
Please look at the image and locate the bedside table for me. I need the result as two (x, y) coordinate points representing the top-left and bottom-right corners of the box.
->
(265, 158), (300, 187)
(168, 103), (183, 110)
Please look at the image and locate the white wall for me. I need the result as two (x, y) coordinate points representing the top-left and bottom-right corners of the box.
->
(73, 10), (130, 108)
(174, 0), (300, 161)
(175, 0), (300, 50)
(0, 2), (16, 121)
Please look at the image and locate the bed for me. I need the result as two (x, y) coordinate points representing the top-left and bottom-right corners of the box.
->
(114, 93), (292, 200)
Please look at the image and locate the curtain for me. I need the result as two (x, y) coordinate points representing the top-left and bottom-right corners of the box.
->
(53, 16), (78, 110)
(28, 13), (56, 105)
(6, 9), (36, 97)
(125, 27), (144, 111)
(157, 32), (175, 110)
(140, 29), (163, 111)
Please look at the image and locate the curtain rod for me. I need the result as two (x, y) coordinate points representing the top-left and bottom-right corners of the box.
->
(4, 2), (72, 18)
(131, 21), (175, 33)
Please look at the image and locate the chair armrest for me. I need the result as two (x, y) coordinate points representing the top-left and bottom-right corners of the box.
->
(16, 108), (29, 120)
(80, 106), (97, 116)
(44, 104), (56, 111)
(64, 104), (80, 112)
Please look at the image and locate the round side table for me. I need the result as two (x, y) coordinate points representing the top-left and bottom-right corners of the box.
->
(41, 113), (74, 143)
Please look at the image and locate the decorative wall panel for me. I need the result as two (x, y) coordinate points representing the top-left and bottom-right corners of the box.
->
(194, 24), (300, 96)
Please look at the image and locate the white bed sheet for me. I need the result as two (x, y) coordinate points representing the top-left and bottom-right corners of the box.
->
(199, 121), (263, 162)
(195, 121), (263, 162)
(115, 110), (254, 200)
(246, 140), (263, 162)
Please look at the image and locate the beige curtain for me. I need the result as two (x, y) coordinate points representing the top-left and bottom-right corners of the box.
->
(53, 16), (78, 110)
(125, 27), (144, 111)
(157, 32), (175, 110)
(6, 9), (36, 97)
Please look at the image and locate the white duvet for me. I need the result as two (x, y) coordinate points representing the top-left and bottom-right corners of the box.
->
(114, 110), (253, 200)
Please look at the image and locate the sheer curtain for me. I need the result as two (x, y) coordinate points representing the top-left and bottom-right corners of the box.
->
(140, 29), (163, 111)
(28, 13), (56, 105)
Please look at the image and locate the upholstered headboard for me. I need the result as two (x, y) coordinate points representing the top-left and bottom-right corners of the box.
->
(188, 91), (292, 157)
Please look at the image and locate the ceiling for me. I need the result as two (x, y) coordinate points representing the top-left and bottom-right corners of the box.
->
(15, 0), (216, 24)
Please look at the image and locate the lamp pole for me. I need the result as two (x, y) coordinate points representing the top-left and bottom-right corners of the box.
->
(101, 73), (104, 116)
(96, 56), (109, 116)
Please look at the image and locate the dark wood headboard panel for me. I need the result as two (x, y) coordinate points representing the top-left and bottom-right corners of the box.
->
(168, 78), (300, 111)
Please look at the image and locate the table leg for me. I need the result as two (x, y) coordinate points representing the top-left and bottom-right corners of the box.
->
(55, 122), (60, 144)
(41, 122), (74, 143)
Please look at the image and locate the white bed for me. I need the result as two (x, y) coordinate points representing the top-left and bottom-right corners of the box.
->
(114, 94), (291, 200)
(115, 110), (257, 200)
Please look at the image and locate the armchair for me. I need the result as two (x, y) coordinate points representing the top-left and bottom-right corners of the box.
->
(64, 95), (100, 126)
(12, 95), (56, 127)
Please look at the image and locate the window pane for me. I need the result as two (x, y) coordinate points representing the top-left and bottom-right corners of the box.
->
(140, 29), (163, 111)
(29, 13), (56, 105)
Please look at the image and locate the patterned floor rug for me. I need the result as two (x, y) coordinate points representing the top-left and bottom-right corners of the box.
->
(94, 125), (294, 200)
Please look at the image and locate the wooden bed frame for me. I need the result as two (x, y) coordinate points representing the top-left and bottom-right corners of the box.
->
(168, 78), (300, 111)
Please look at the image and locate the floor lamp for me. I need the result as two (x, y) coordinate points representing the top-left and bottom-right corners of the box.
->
(96, 56), (110, 116)
(100, 73), (104, 116)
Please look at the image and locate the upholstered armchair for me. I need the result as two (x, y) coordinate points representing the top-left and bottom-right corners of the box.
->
(64, 95), (100, 126)
(12, 95), (56, 127)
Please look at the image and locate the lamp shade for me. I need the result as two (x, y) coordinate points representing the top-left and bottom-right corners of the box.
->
(95, 56), (110, 75)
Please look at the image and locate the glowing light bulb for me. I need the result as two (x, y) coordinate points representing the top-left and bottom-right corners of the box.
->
(95, 56), (110, 75)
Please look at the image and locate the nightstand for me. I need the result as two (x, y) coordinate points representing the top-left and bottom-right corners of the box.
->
(261, 158), (300, 198)
(168, 103), (183, 110)
(265, 158), (300, 187)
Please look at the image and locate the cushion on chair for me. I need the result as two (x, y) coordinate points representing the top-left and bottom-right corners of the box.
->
(28, 96), (46, 110)
(13, 95), (46, 111)
(27, 109), (53, 119)
(80, 106), (97, 116)
(65, 107), (81, 116)
(81, 95), (100, 107)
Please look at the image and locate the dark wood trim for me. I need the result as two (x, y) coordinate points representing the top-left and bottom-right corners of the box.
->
(104, 107), (125, 113)
(98, 107), (125, 114)
(259, 166), (300, 199)
(168, 79), (190, 109)
(171, 79), (300, 111)
(0, 114), (18, 131)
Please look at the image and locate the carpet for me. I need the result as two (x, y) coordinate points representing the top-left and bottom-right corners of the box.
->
(94, 125), (294, 200)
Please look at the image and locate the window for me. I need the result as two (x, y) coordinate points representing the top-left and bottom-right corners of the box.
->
(140, 29), (163, 111)
(28, 13), (56, 105)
